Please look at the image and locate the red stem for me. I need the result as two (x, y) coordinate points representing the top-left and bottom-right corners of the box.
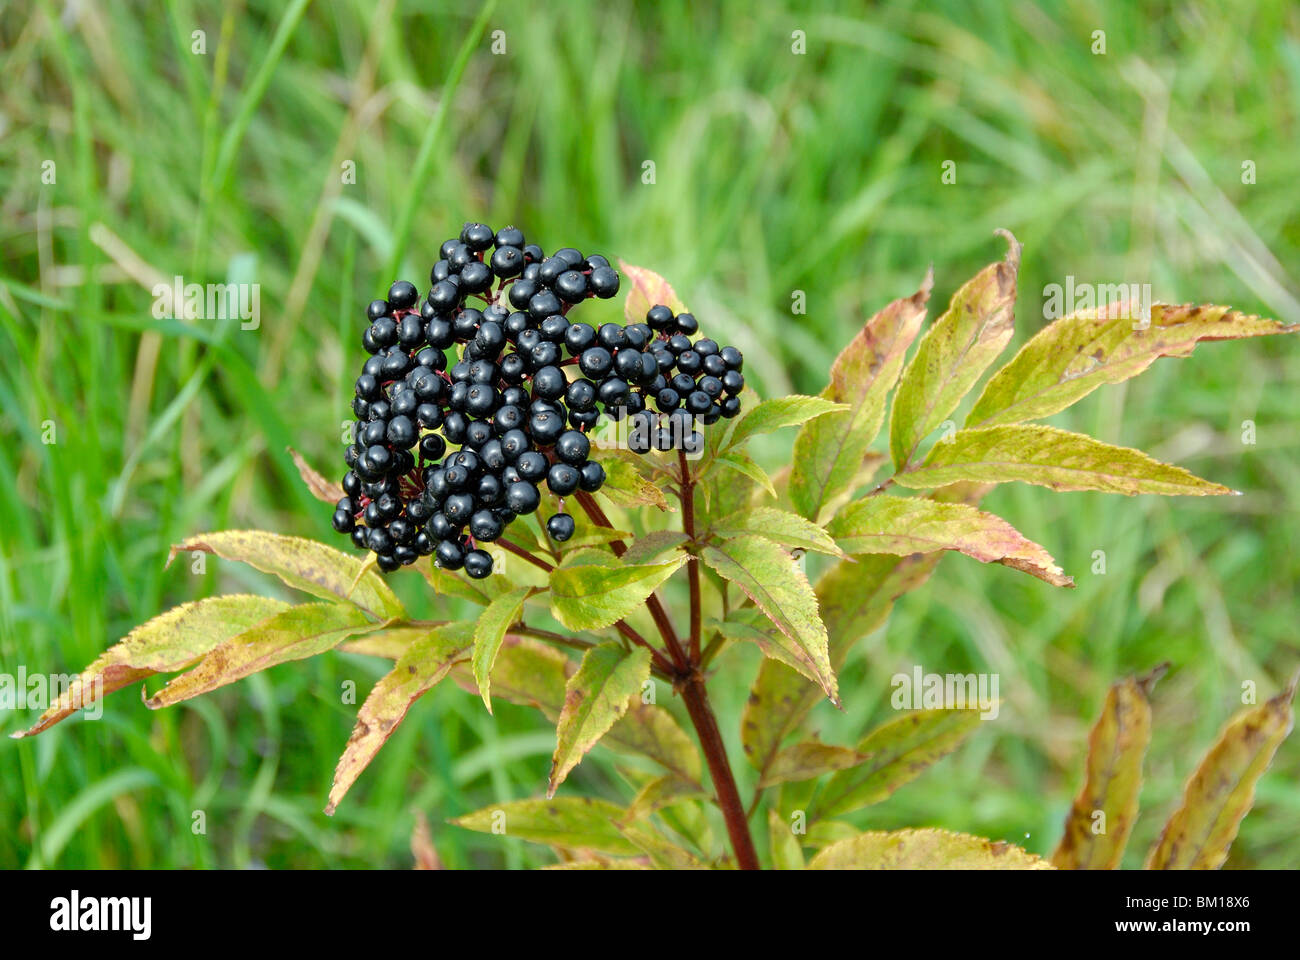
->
(678, 450), (703, 663)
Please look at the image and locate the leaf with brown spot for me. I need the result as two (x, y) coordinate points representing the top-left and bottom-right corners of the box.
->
(325, 622), (473, 815)
(897, 424), (1233, 496)
(146, 602), (382, 708)
(549, 643), (652, 796)
(287, 446), (344, 504)
(1146, 680), (1295, 869)
(889, 231), (1021, 469)
(1052, 666), (1164, 869)
(810, 828), (1052, 869)
(169, 530), (404, 620)
(827, 495), (1072, 587)
(11, 595), (288, 738)
(790, 271), (932, 521)
(968, 303), (1298, 428)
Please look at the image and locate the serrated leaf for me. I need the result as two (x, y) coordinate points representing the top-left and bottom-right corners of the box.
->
(968, 302), (1298, 428)
(621, 531), (689, 566)
(597, 456), (671, 510)
(760, 740), (864, 788)
(701, 536), (837, 706)
(144, 602), (380, 708)
(741, 552), (944, 773)
(711, 507), (846, 558)
(619, 259), (687, 323)
(169, 530), (404, 620)
(827, 495), (1071, 586)
(549, 556), (686, 631)
(287, 447), (345, 503)
(889, 231), (1021, 468)
(713, 450), (776, 499)
(725, 395), (845, 450)
(812, 708), (986, 819)
(11, 595), (288, 737)
(809, 828), (1052, 869)
(791, 272), (933, 520)
(325, 623), (474, 814)
(1146, 681), (1295, 870)
(1052, 667), (1164, 869)
(472, 586), (533, 713)
(549, 643), (652, 796)
(897, 424), (1232, 496)
(768, 809), (806, 870)
(451, 797), (643, 855)
(416, 558), (495, 606)
(622, 774), (705, 823)
(714, 609), (837, 702)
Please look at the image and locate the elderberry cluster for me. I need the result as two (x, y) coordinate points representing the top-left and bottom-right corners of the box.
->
(331, 222), (746, 577)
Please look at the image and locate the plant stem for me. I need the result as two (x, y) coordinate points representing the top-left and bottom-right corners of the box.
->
(677, 450), (703, 664)
(679, 673), (760, 870)
(573, 489), (689, 671)
(497, 536), (554, 572)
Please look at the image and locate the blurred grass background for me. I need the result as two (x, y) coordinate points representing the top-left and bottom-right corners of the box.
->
(1, 0), (1297, 869)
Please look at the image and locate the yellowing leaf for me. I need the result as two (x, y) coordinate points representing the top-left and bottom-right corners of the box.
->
(1052, 667), (1163, 870)
(760, 739), (864, 788)
(451, 797), (643, 856)
(622, 774), (705, 823)
(621, 531), (689, 566)
(827, 495), (1072, 586)
(889, 231), (1021, 468)
(549, 644), (652, 796)
(417, 559), (495, 606)
(618, 260), (687, 324)
(714, 609), (837, 702)
(11, 595), (288, 737)
(710, 507), (846, 558)
(169, 530), (404, 620)
(472, 586), (533, 713)
(768, 809), (806, 870)
(1146, 681), (1295, 870)
(898, 424), (1232, 496)
(791, 272), (933, 520)
(325, 623), (474, 814)
(701, 536), (837, 706)
(145, 602), (380, 708)
(597, 456), (671, 510)
(812, 708), (986, 819)
(810, 828), (1052, 869)
(549, 556), (686, 631)
(968, 302), (1298, 428)
(726, 395), (845, 450)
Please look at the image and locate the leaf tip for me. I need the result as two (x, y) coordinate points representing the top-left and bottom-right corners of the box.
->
(993, 228), (1022, 271)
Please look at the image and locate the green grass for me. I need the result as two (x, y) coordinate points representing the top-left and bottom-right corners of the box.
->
(1, 0), (1297, 869)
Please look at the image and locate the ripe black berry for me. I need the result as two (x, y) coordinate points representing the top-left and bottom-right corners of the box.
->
(547, 513), (576, 542)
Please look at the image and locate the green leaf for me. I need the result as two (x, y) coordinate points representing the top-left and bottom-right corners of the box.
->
(713, 449), (776, 499)
(1052, 666), (1164, 870)
(768, 809), (806, 870)
(621, 530), (689, 566)
(11, 595), (288, 737)
(417, 559), (496, 606)
(896, 424), (1233, 496)
(169, 530), (404, 620)
(472, 586), (533, 713)
(714, 609), (838, 703)
(618, 259), (687, 323)
(791, 273), (933, 520)
(596, 456), (671, 510)
(710, 506), (846, 558)
(144, 602), (380, 708)
(549, 643), (652, 796)
(827, 495), (1072, 586)
(810, 828), (1053, 869)
(760, 740), (864, 788)
(1146, 680), (1295, 870)
(726, 395), (845, 450)
(968, 302), (1298, 428)
(325, 623), (474, 814)
(452, 797), (645, 856)
(607, 700), (703, 787)
(889, 231), (1021, 469)
(812, 708), (986, 819)
(616, 823), (705, 869)
(701, 536), (837, 706)
(622, 774), (706, 823)
(549, 556), (686, 631)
